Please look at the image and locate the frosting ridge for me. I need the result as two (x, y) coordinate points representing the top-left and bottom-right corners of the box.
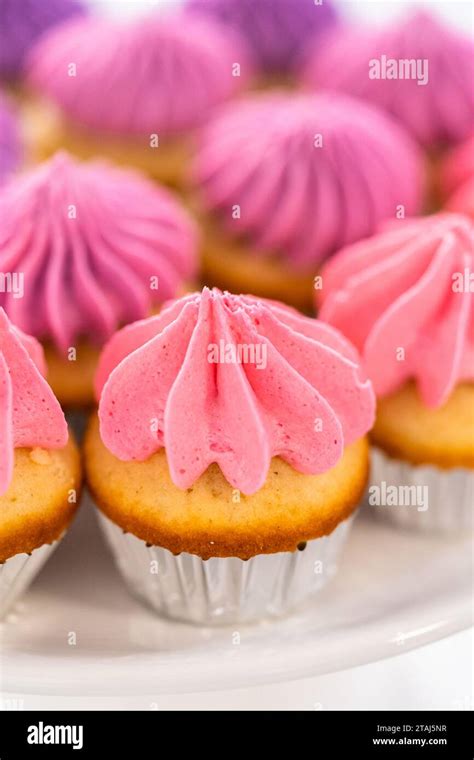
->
(193, 92), (424, 268)
(303, 11), (474, 146)
(27, 14), (251, 136)
(96, 288), (375, 495)
(0, 308), (68, 494)
(320, 213), (474, 408)
(0, 152), (198, 352)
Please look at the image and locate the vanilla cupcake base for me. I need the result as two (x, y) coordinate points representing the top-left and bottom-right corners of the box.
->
(0, 539), (60, 619)
(23, 97), (192, 188)
(368, 447), (473, 534)
(44, 341), (100, 408)
(98, 511), (354, 624)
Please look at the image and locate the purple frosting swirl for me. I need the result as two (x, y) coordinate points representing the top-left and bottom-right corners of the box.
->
(0, 0), (86, 78)
(185, 0), (339, 74)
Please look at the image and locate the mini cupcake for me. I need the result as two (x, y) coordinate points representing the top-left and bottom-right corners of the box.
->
(303, 11), (474, 150)
(185, 0), (339, 85)
(85, 288), (375, 624)
(319, 213), (474, 533)
(442, 135), (474, 218)
(0, 152), (198, 406)
(0, 308), (81, 618)
(0, 92), (22, 185)
(0, 0), (86, 83)
(192, 91), (424, 311)
(25, 13), (251, 187)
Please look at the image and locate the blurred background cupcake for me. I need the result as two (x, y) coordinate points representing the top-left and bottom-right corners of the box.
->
(319, 213), (474, 534)
(0, 151), (198, 406)
(0, 0), (86, 85)
(0, 307), (81, 618)
(185, 0), (339, 87)
(24, 11), (252, 187)
(302, 10), (474, 151)
(0, 91), (22, 185)
(192, 91), (425, 311)
(442, 134), (474, 218)
(86, 287), (375, 623)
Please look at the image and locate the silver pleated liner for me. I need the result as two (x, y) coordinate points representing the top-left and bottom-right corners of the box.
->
(367, 447), (473, 534)
(0, 540), (59, 620)
(98, 512), (354, 625)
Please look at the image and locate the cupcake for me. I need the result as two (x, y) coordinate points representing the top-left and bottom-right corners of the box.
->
(0, 0), (86, 83)
(442, 135), (474, 218)
(303, 11), (474, 150)
(0, 92), (22, 185)
(0, 152), (198, 407)
(25, 13), (251, 187)
(0, 308), (81, 618)
(186, 0), (339, 85)
(192, 91), (424, 311)
(319, 213), (474, 533)
(85, 287), (375, 624)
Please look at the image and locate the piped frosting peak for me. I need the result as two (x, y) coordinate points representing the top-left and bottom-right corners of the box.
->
(0, 152), (198, 352)
(96, 288), (375, 495)
(0, 308), (67, 495)
(320, 213), (474, 408)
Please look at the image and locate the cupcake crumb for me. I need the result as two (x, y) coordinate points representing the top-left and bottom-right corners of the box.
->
(29, 448), (52, 466)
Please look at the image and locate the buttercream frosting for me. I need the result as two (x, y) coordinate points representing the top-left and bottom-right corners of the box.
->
(0, 308), (68, 494)
(303, 11), (474, 147)
(0, 152), (197, 352)
(193, 92), (424, 268)
(95, 288), (375, 495)
(320, 213), (474, 408)
(27, 13), (251, 136)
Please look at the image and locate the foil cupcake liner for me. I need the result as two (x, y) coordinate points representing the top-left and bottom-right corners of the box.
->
(367, 447), (473, 534)
(98, 511), (354, 625)
(0, 540), (59, 619)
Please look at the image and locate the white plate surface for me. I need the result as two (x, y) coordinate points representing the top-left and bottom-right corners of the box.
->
(1, 496), (472, 696)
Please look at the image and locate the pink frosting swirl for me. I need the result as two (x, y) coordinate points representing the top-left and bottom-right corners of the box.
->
(193, 92), (424, 269)
(0, 152), (198, 352)
(0, 308), (67, 495)
(442, 135), (474, 219)
(27, 14), (251, 136)
(303, 11), (474, 148)
(95, 288), (375, 495)
(319, 214), (474, 408)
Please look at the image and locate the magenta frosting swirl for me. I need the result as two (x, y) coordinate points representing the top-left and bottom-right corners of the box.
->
(320, 213), (474, 408)
(27, 13), (251, 136)
(193, 92), (424, 269)
(0, 308), (67, 495)
(95, 288), (375, 495)
(303, 11), (474, 147)
(0, 152), (198, 352)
